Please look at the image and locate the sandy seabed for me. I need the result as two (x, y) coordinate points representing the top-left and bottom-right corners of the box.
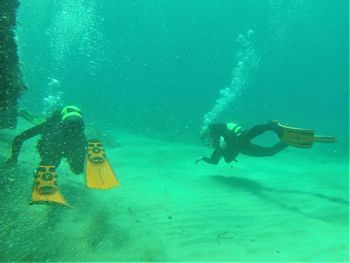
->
(0, 125), (348, 262)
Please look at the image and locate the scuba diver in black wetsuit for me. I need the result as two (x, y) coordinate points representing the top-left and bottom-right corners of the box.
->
(5, 105), (87, 174)
(3, 105), (119, 206)
(196, 121), (288, 165)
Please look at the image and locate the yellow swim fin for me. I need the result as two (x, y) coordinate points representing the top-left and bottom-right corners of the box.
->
(30, 165), (71, 207)
(278, 123), (337, 148)
(85, 140), (120, 189)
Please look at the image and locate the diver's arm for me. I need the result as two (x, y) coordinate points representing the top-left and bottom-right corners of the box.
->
(17, 108), (45, 125)
(6, 122), (47, 164)
(200, 149), (221, 165)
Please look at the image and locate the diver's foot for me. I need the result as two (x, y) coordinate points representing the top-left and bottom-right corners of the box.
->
(271, 120), (280, 126)
(270, 120), (283, 137)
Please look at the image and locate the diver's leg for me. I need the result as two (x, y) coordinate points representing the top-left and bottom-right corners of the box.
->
(36, 139), (62, 167)
(242, 122), (282, 140)
(240, 142), (288, 157)
(67, 146), (86, 175)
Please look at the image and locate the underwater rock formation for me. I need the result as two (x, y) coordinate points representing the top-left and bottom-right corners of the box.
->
(0, 0), (27, 129)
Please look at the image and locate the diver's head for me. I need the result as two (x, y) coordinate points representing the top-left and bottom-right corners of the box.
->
(61, 105), (84, 133)
(201, 123), (226, 147)
(201, 122), (243, 147)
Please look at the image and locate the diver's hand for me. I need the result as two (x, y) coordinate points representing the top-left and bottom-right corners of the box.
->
(195, 157), (203, 164)
(219, 136), (227, 150)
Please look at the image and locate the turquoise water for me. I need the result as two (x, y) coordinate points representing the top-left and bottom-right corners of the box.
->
(1, 0), (349, 261)
(17, 0), (348, 140)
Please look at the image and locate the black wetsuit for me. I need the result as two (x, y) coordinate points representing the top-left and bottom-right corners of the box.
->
(7, 111), (87, 174)
(202, 122), (288, 165)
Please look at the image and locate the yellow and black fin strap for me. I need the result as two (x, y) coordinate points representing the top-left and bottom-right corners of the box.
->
(85, 140), (120, 189)
(30, 164), (71, 207)
(278, 123), (315, 148)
